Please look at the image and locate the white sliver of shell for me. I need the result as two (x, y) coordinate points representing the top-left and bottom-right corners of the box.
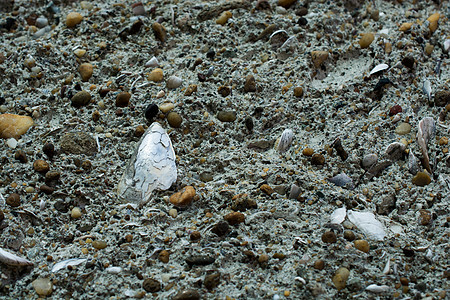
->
(369, 63), (389, 75)
(277, 129), (294, 153)
(347, 210), (386, 241)
(0, 247), (33, 266)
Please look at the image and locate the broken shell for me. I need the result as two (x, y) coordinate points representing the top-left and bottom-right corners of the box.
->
(408, 151), (419, 175)
(52, 258), (87, 272)
(216, 11), (232, 25)
(288, 184), (301, 199)
(347, 210), (386, 241)
(416, 117), (436, 174)
(369, 63), (389, 76)
(166, 75), (183, 89)
(385, 142), (406, 161)
(422, 80), (432, 102)
(0, 247), (33, 266)
(145, 56), (159, 68)
(330, 207), (346, 224)
(277, 129), (293, 153)
(365, 284), (390, 293)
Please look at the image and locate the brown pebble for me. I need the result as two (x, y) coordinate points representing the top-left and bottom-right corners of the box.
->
(66, 12), (83, 28)
(79, 63), (93, 81)
(167, 112), (182, 128)
(33, 159), (50, 173)
(332, 138), (348, 161)
(273, 253), (286, 259)
(314, 259), (325, 270)
(424, 43), (434, 56)
(244, 75), (256, 92)
(278, 0), (297, 9)
(43, 143), (55, 159)
(419, 209), (432, 225)
(400, 277), (409, 286)
(92, 240), (107, 250)
(293, 87), (303, 97)
(359, 33), (374, 48)
(435, 91), (450, 107)
(311, 153), (325, 165)
(354, 239), (370, 253)
(204, 273), (221, 291)
(6, 193), (21, 207)
(169, 186), (195, 207)
(311, 50), (328, 68)
(224, 212), (245, 225)
(332, 267), (350, 291)
(321, 231), (337, 243)
(148, 68), (164, 82)
(211, 220), (229, 236)
(71, 91), (91, 108)
(92, 111), (100, 122)
(343, 230), (355, 241)
(159, 250), (170, 263)
(0, 209), (4, 222)
(14, 150), (28, 163)
(190, 231), (201, 241)
(172, 289), (200, 300)
(142, 278), (161, 293)
(115, 91), (131, 107)
(217, 111), (236, 122)
(260, 184), (273, 195)
(302, 147), (314, 156)
(184, 84), (198, 96)
(231, 193), (257, 211)
(99, 88), (111, 98)
(258, 254), (269, 264)
(40, 185), (54, 195)
(218, 86), (231, 97)
(412, 172), (431, 186)
(152, 22), (166, 42)
(134, 125), (145, 137)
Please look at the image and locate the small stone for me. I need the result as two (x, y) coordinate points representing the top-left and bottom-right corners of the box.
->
(159, 102), (174, 114)
(395, 122), (411, 135)
(314, 259), (325, 270)
(376, 194), (396, 215)
(6, 193), (20, 207)
(218, 86), (231, 97)
(185, 255), (215, 267)
(131, 2), (146, 16)
(172, 289), (200, 300)
(435, 91), (450, 107)
(216, 11), (232, 25)
(217, 111), (237, 122)
(134, 125), (145, 137)
(256, 0), (271, 10)
(354, 239), (370, 253)
(302, 148), (314, 156)
(60, 132), (97, 155)
(66, 12), (83, 28)
(400, 277), (409, 286)
(32, 278), (53, 297)
(401, 56), (415, 69)
(231, 194), (257, 211)
(332, 138), (348, 161)
(33, 159), (50, 173)
(43, 143), (55, 159)
(14, 150), (27, 163)
(145, 103), (159, 121)
(332, 267), (350, 291)
(419, 209), (432, 225)
(71, 207), (82, 219)
(244, 75), (256, 92)
(148, 68), (164, 82)
(359, 33), (374, 48)
(296, 6), (308, 16)
(152, 22), (166, 42)
(260, 184), (273, 195)
(399, 22), (413, 32)
(273, 253), (286, 259)
(79, 63), (93, 82)
(115, 92), (131, 107)
(204, 273), (221, 291)
(412, 172), (431, 186)
(35, 17), (48, 28)
(167, 112), (182, 128)
(211, 220), (229, 236)
(311, 50), (328, 68)
(278, 0), (297, 9)
(424, 43), (434, 56)
(0, 114), (34, 139)
(258, 254), (269, 264)
(40, 185), (54, 195)
(190, 231), (201, 241)
(92, 240), (107, 250)
(184, 84), (198, 96)
(224, 212), (245, 225)
(159, 250), (170, 263)
(343, 230), (355, 241)
(321, 231), (337, 243)
(389, 104), (402, 116)
(143, 278), (161, 293)
(311, 153), (325, 165)
(74, 49), (86, 58)
(71, 91), (91, 108)
(166, 76), (183, 89)
(361, 153), (378, 168)
(439, 137), (448, 145)
(169, 186), (195, 207)
(245, 116), (254, 132)
(6, 138), (17, 149)
(293, 87), (303, 97)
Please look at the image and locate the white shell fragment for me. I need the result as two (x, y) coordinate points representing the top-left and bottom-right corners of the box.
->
(277, 129), (294, 153)
(166, 75), (183, 89)
(106, 266), (123, 274)
(408, 150), (419, 174)
(117, 122), (177, 203)
(330, 207), (346, 224)
(369, 63), (389, 76)
(145, 56), (159, 68)
(383, 256), (391, 275)
(417, 117), (436, 173)
(444, 39), (450, 53)
(52, 258), (87, 272)
(365, 284), (390, 293)
(422, 80), (431, 101)
(0, 247), (33, 266)
(347, 210), (386, 241)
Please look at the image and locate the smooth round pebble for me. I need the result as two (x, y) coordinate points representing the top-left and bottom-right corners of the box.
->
(79, 63), (93, 81)
(302, 147), (314, 156)
(321, 231), (337, 243)
(361, 153), (378, 168)
(148, 68), (164, 82)
(92, 240), (107, 249)
(116, 92), (131, 107)
(167, 112), (182, 128)
(159, 102), (174, 113)
(166, 75), (183, 89)
(217, 111), (236, 122)
(32, 278), (52, 296)
(354, 239), (370, 253)
(71, 91), (91, 107)
(6, 193), (20, 207)
(145, 103), (159, 121)
(142, 278), (161, 293)
(66, 12), (83, 28)
(311, 153), (325, 165)
(71, 207), (82, 218)
(395, 122), (411, 135)
(359, 33), (374, 48)
(33, 159), (50, 173)
(412, 172), (431, 186)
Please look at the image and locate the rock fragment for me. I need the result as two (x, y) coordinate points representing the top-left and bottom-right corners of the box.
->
(0, 114), (34, 139)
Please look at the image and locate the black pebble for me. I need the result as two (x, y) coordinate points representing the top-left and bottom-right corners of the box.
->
(0, 96), (5, 105)
(198, 73), (206, 82)
(211, 220), (229, 236)
(245, 116), (254, 132)
(43, 143), (55, 159)
(401, 56), (415, 69)
(144, 103), (159, 121)
(185, 255), (215, 266)
(297, 17), (308, 26)
(206, 49), (215, 59)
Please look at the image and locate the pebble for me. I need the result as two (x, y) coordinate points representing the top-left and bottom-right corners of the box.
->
(32, 278), (52, 297)
(419, 209), (432, 225)
(361, 153), (378, 168)
(159, 102), (174, 113)
(278, 0), (297, 9)
(258, 254), (269, 264)
(92, 240), (107, 250)
(71, 91), (92, 108)
(439, 137), (448, 145)
(168, 208), (177, 218)
(376, 194), (396, 215)
(412, 172), (431, 186)
(389, 104), (402, 116)
(231, 194), (257, 211)
(116, 91), (131, 107)
(6, 193), (20, 207)
(25, 186), (34, 193)
(218, 86), (231, 97)
(40, 185), (54, 195)
(354, 239), (370, 253)
(321, 231), (337, 243)
(184, 84), (198, 96)
(216, 11), (232, 25)
(302, 148), (314, 156)
(399, 22), (413, 32)
(167, 112), (182, 128)
(0, 209), (3, 222)
(35, 16), (48, 28)
(6, 138), (17, 149)
(66, 12), (83, 28)
(79, 63), (93, 81)
(145, 103), (159, 121)
(33, 159), (50, 173)
(166, 76), (183, 89)
(131, 2), (146, 16)
(343, 230), (355, 241)
(311, 50), (328, 68)
(424, 43), (434, 56)
(74, 49), (86, 58)
(204, 273), (221, 291)
(169, 186), (195, 207)
(159, 250), (170, 263)
(314, 259), (325, 270)
(260, 184), (274, 195)
(43, 143), (55, 159)
(148, 68), (164, 82)
(293, 87), (303, 97)
(211, 220), (229, 236)
(332, 267), (350, 291)
(0, 114), (34, 139)
(244, 75), (256, 92)
(359, 33), (374, 48)
(217, 111), (236, 122)
(401, 56), (415, 69)
(224, 212), (245, 225)
(152, 22), (166, 42)
(71, 207), (82, 218)
(14, 150), (27, 163)
(142, 278), (161, 293)
(190, 231), (201, 241)
(435, 91), (450, 107)
(60, 132), (97, 155)
(172, 289), (200, 300)
(311, 153), (325, 165)
(185, 255), (215, 267)
(332, 138), (348, 161)
(395, 122), (411, 135)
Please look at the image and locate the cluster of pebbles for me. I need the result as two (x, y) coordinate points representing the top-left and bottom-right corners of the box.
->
(0, 0), (449, 299)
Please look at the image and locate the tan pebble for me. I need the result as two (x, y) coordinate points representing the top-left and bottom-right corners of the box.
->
(302, 147), (314, 156)
(115, 91), (131, 107)
(74, 49), (86, 58)
(258, 254), (269, 264)
(385, 42), (392, 54)
(311, 153), (325, 165)
(359, 33), (374, 48)
(79, 63), (93, 81)
(244, 75), (256, 92)
(314, 259), (325, 270)
(427, 12), (440, 23)
(6, 193), (20, 207)
(92, 240), (107, 249)
(412, 171), (431, 186)
(152, 22), (166, 42)
(167, 112), (182, 128)
(134, 125), (145, 137)
(224, 212), (245, 225)
(260, 184), (273, 195)
(311, 50), (328, 68)
(33, 159), (50, 173)
(439, 137), (448, 145)
(429, 20), (438, 33)
(159, 102), (175, 113)
(332, 267), (350, 291)
(278, 0), (297, 8)
(148, 68), (164, 82)
(395, 122), (411, 135)
(216, 11), (232, 25)
(168, 208), (178, 218)
(399, 22), (413, 32)
(71, 207), (82, 218)
(166, 76), (183, 89)
(273, 253), (285, 259)
(184, 84), (198, 96)
(424, 43), (434, 56)
(293, 87), (303, 97)
(32, 278), (53, 297)
(321, 231), (337, 243)
(0, 114), (34, 139)
(159, 250), (170, 263)
(419, 209), (432, 225)
(354, 239), (370, 253)
(169, 186), (196, 207)
(25, 186), (34, 193)
(66, 12), (83, 28)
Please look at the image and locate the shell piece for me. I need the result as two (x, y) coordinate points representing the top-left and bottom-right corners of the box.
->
(422, 80), (431, 101)
(369, 63), (389, 76)
(52, 258), (87, 272)
(385, 142), (406, 161)
(117, 122), (177, 203)
(288, 184), (301, 199)
(383, 256), (390, 275)
(145, 56), (159, 68)
(416, 117), (436, 174)
(347, 210), (386, 241)
(330, 207), (346, 224)
(166, 75), (183, 89)
(444, 39), (450, 53)
(277, 129), (294, 153)
(328, 173), (354, 189)
(408, 151), (419, 174)
(0, 247), (33, 266)
(365, 284), (390, 293)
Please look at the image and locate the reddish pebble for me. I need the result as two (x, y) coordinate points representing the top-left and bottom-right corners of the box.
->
(389, 104), (402, 116)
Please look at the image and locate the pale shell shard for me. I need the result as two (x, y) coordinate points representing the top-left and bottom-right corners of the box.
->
(365, 284), (390, 293)
(166, 75), (183, 89)
(277, 129), (294, 153)
(408, 151), (419, 174)
(422, 80), (432, 101)
(52, 258), (87, 272)
(145, 56), (159, 68)
(0, 247), (33, 266)
(347, 210), (386, 241)
(417, 117), (436, 173)
(117, 122), (177, 203)
(330, 207), (346, 224)
(369, 63), (389, 75)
